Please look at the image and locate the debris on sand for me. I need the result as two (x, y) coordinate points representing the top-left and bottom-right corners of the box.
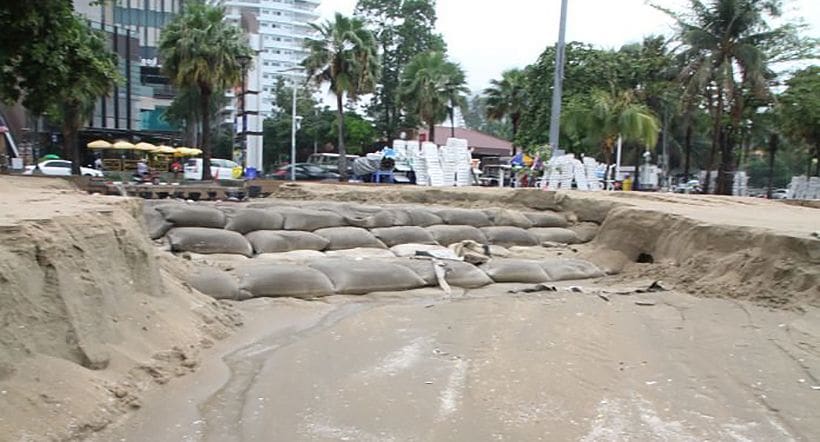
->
(507, 284), (558, 294)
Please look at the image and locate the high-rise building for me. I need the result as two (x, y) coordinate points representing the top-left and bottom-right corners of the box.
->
(221, 0), (321, 119)
(75, 1), (185, 133)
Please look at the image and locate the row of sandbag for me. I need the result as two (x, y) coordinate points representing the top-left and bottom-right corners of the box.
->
(188, 256), (606, 300)
(163, 224), (589, 257)
(144, 201), (576, 240)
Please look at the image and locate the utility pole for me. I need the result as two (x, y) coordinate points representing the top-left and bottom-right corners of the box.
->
(548, 0), (569, 155)
(291, 84), (297, 181)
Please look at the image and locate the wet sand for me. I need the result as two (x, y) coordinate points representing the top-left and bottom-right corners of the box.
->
(96, 280), (820, 441)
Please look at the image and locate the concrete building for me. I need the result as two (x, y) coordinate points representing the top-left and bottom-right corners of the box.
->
(75, 1), (186, 134)
(221, 0), (320, 119)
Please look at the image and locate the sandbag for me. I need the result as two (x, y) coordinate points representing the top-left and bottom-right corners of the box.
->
(523, 211), (569, 228)
(167, 228), (253, 257)
(309, 258), (426, 295)
(541, 259), (605, 281)
(225, 209), (285, 234)
(257, 250), (326, 262)
(448, 240), (511, 265)
(237, 263), (335, 298)
(480, 226), (540, 247)
(143, 206), (172, 240)
(344, 210), (398, 229)
(483, 208), (534, 229)
(480, 259), (551, 283)
(390, 243), (451, 258)
(277, 208), (347, 231)
(426, 225), (488, 246)
(157, 204), (227, 228)
(528, 227), (580, 244)
(313, 227), (386, 250)
(389, 258), (491, 288)
(187, 269), (242, 300)
(435, 208), (493, 227)
(246, 230), (330, 253)
(569, 222), (600, 243)
(188, 253), (250, 271)
(371, 226), (438, 247)
(325, 248), (396, 259)
(395, 207), (444, 227)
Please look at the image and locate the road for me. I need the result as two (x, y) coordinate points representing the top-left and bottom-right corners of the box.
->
(96, 281), (820, 442)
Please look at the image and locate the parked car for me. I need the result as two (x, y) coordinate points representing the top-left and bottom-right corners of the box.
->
(771, 188), (789, 199)
(306, 153), (359, 175)
(22, 160), (103, 177)
(267, 163), (339, 181)
(673, 179), (702, 194)
(183, 158), (241, 180)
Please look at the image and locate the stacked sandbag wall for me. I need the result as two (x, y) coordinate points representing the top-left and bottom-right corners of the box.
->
(144, 201), (605, 300)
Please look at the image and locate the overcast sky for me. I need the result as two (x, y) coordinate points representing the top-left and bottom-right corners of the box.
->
(317, 0), (820, 94)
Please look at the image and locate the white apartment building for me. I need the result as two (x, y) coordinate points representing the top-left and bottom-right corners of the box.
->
(222, 0), (320, 119)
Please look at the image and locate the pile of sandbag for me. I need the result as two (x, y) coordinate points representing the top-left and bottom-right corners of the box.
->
(146, 201), (608, 300)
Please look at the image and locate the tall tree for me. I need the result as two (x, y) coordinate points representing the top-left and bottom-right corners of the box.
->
(778, 66), (820, 176)
(399, 51), (467, 142)
(484, 68), (528, 152)
(562, 88), (660, 183)
(303, 12), (380, 182)
(159, 1), (251, 180)
(355, 0), (445, 139)
(657, 0), (810, 194)
(1, 3), (119, 174)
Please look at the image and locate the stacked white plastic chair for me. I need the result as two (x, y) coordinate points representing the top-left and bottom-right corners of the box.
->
(406, 141), (426, 185)
(439, 144), (458, 187)
(448, 138), (473, 187)
(732, 171), (749, 197)
(422, 142), (444, 186)
(583, 157), (603, 191)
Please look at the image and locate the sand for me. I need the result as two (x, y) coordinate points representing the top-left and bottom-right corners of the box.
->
(0, 176), (242, 440)
(1, 176), (819, 441)
(94, 283), (820, 441)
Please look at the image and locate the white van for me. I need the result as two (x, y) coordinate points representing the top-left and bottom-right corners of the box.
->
(183, 158), (241, 180)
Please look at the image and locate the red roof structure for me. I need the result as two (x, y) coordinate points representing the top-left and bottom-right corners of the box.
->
(421, 126), (513, 156)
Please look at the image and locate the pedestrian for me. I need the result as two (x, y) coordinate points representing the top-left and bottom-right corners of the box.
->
(171, 159), (182, 180)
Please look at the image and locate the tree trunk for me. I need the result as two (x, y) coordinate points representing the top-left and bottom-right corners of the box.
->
(717, 125), (735, 195)
(511, 115), (520, 155)
(63, 123), (80, 176)
(814, 143), (820, 176)
(449, 100), (455, 138)
(704, 90), (723, 194)
(767, 133), (778, 199)
(683, 122), (692, 181)
(429, 121), (436, 145)
(200, 87), (213, 181)
(635, 148), (642, 191)
(336, 93), (347, 182)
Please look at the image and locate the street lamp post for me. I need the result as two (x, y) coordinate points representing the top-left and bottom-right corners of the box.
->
(548, 0), (569, 155)
(291, 84), (297, 181)
(237, 54), (252, 169)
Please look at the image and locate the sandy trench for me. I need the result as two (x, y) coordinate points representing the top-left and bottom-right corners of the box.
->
(1, 176), (819, 441)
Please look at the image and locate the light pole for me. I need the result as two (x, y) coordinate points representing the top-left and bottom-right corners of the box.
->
(548, 0), (569, 155)
(236, 54), (251, 169)
(291, 84), (297, 181)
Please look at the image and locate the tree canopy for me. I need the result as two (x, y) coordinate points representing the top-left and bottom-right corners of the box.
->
(159, 0), (251, 180)
(303, 12), (380, 181)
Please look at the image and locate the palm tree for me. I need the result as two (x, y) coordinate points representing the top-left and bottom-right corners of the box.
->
(399, 51), (468, 143)
(563, 88), (660, 185)
(159, 1), (250, 180)
(657, 0), (793, 194)
(484, 69), (528, 152)
(303, 13), (379, 182)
